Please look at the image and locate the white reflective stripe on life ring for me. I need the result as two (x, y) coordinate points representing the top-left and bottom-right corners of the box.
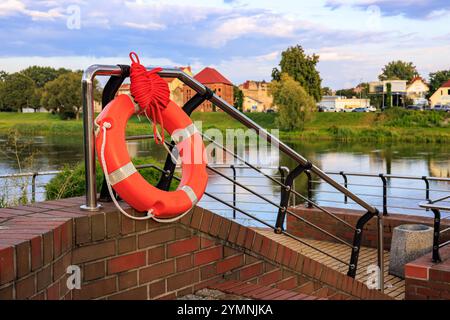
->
(108, 162), (138, 186)
(172, 123), (199, 145)
(180, 185), (198, 206)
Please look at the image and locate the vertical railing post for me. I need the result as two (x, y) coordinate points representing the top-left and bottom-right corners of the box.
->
(305, 170), (313, 208)
(379, 174), (388, 216)
(340, 171), (348, 203)
(275, 162), (312, 233)
(431, 208), (442, 262)
(31, 173), (37, 203)
(80, 65), (122, 211)
(422, 176), (430, 211)
(231, 165), (236, 220)
(377, 214), (384, 293)
(348, 209), (378, 277)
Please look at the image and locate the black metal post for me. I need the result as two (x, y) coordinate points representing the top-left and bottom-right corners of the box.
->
(340, 171), (348, 203)
(275, 162), (312, 233)
(431, 208), (442, 263)
(379, 174), (388, 216)
(156, 88), (214, 191)
(347, 209), (379, 278)
(231, 165), (236, 220)
(31, 173), (36, 203)
(305, 170), (313, 208)
(422, 176), (430, 211)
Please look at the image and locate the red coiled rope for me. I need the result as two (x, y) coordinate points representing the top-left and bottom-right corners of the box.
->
(129, 52), (170, 144)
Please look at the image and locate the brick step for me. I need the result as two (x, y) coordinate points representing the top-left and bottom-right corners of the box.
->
(209, 280), (328, 300)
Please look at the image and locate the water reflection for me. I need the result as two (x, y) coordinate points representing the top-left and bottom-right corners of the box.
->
(0, 135), (448, 222)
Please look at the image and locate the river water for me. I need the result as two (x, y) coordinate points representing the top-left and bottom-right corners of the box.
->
(0, 134), (449, 224)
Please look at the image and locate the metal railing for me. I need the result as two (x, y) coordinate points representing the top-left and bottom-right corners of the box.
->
(419, 195), (450, 262)
(0, 170), (61, 204)
(80, 64), (383, 289)
(306, 171), (450, 216)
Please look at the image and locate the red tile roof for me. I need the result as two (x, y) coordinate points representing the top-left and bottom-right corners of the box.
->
(194, 67), (232, 85)
(441, 79), (450, 88)
(408, 76), (423, 85)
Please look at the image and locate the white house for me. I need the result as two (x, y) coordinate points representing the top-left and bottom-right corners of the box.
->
(318, 96), (370, 111)
(406, 77), (429, 105)
(429, 79), (450, 107)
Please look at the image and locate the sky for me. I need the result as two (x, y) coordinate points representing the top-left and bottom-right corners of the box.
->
(0, 0), (449, 89)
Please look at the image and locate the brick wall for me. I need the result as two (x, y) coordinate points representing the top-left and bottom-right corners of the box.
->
(405, 246), (450, 300)
(0, 198), (390, 300)
(287, 205), (450, 250)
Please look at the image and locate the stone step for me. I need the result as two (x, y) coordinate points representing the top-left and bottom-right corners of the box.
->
(208, 280), (328, 300)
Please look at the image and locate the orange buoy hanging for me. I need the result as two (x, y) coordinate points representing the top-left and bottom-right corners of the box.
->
(94, 52), (208, 220)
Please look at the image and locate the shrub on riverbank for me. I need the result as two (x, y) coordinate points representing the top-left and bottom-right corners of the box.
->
(45, 157), (178, 200)
(381, 107), (449, 128)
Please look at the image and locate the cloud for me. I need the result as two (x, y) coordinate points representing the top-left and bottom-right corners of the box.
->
(0, 55), (180, 74)
(0, 0), (25, 16)
(25, 8), (63, 20)
(325, 0), (450, 19)
(123, 21), (166, 30)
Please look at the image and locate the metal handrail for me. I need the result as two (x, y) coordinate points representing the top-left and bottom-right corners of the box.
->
(419, 195), (450, 262)
(135, 163), (351, 267)
(80, 64), (381, 288)
(81, 65), (377, 215)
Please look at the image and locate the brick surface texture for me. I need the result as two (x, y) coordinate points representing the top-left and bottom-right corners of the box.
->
(0, 198), (392, 300)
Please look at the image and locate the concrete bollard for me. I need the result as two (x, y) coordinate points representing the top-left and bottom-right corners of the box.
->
(389, 224), (433, 278)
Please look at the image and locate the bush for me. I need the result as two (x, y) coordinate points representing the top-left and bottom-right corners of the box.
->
(45, 157), (178, 200)
(382, 107), (449, 128)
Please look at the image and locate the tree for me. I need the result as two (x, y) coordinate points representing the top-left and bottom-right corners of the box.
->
(272, 45), (322, 102)
(41, 72), (82, 119)
(335, 88), (356, 98)
(428, 69), (450, 98)
(385, 83), (392, 108)
(321, 87), (332, 96)
(233, 85), (244, 111)
(0, 71), (7, 82)
(21, 66), (70, 88)
(0, 73), (36, 112)
(40, 71), (101, 119)
(270, 73), (316, 131)
(379, 60), (419, 81)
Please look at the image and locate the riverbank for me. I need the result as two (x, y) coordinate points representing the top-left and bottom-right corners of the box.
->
(1, 110), (449, 143)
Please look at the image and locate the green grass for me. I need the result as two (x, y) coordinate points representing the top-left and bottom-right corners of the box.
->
(1, 109), (449, 143)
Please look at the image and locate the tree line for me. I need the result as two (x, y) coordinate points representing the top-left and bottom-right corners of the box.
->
(0, 66), (101, 119)
(334, 60), (450, 105)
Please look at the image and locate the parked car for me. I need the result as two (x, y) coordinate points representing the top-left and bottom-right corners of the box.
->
(367, 106), (377, 112)
(265, 108), (275, 113)
(318, 106), (336, 112)
(342, 107), (354, 112)
(352, 107), (369, 113)
(406, 105), (424, 111)
(433, 104), (450, 112)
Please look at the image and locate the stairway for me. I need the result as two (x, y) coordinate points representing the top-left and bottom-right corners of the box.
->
(207, 280), (331, 300)
(254, 228), (405, 299)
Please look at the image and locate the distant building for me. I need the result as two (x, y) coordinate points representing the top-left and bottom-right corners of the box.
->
(406, 77), (429, 105)
(183, 67), (233, 112)
(369, 80), (407, 107)
(22, 107), (48, 113)
(243, 96), (265, 112)
(318, 96), (370, 111)
(164, 66), (193, 107)
(429, 79), (450, 107)
(115, 67), (233, 112)
(239, 80), (274, 112)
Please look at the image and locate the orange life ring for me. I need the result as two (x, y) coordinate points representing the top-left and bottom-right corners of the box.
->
(94, 94), (208, 219)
